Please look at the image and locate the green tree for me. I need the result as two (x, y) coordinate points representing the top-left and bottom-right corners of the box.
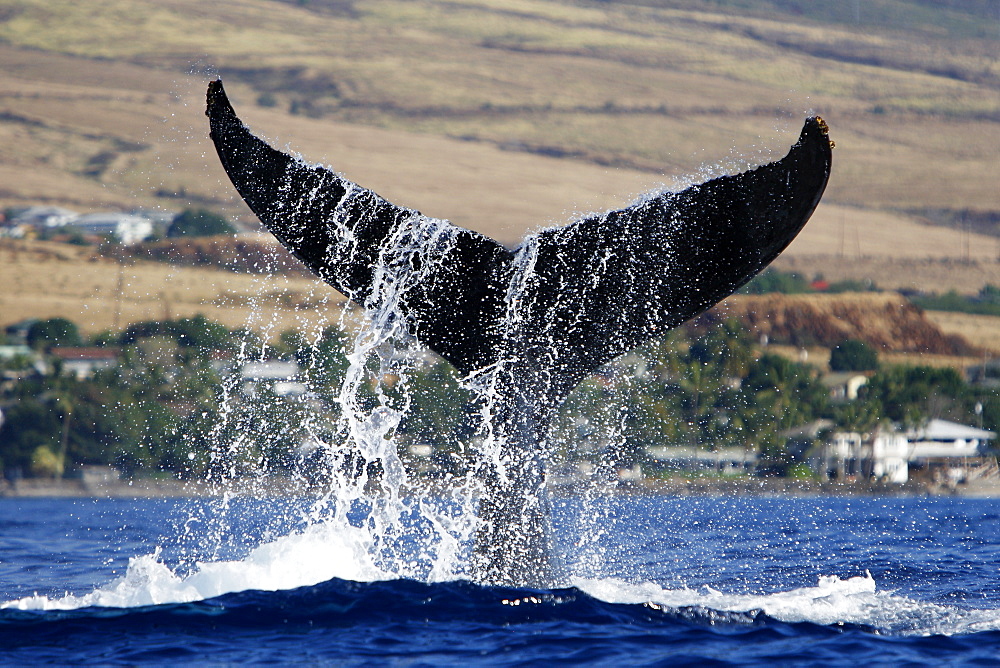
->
(293, 326), (350, 396)
(865, 365), (969, 428)
(166, 208), (236, 238)
(27, 318), (82, 350)
(739, 353), (828, 471)
(0, 398), (60, 474)
(832, 396), (882, 433)
(0, 333), (229, 479)
(688, 318), (754, 380)
(740, 269), (812, 294)
(399, 358), (476, 447)
(829, 339), (879, 371)
(170, 315), (233, 350)
(31, 445), (63, 478)
(120, 315), (234, 352)
(979, 284), (1000, 305)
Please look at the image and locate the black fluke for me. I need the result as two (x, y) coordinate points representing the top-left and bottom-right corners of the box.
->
(207, 79), (832, 586)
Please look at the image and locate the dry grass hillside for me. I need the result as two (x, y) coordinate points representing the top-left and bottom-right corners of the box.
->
(0, 240), (346, 336)
(698, 292), (987, 355)
(1, 0), (998, 344)
(924, 311), (1000, 356)
(2, 3), (997, 231)
(697, 291), (998, 376)
(2, 238), (998, 372)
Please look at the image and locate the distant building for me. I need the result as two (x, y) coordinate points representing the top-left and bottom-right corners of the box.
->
(810, 425), (909, 484)
(0, 344), (33, 361)
(869, 429), (910, 483)
(80, 465), (121, 491)
(12, 206), (79, 228)
(0, 344), (43, 389)
(70, 212), (153, 244)
(49, 347), (120, 379)
(967, 359), (1000, 389)
(902, 419), (997, 489)
(4, 319), (38, 345)
(238, 360), (306, 398)
(647, 445), (757, 476)
(129, 208), (177, 230)
(804, 418), (997, 485)
(0, 222), (34, 239)
(905, 419), (995, 460)
(821, 372), (870, 401)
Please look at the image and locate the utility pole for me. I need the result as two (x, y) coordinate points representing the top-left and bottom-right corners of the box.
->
(113, 261), (124, 332)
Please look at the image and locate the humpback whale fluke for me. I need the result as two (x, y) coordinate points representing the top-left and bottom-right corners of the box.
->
(206, 79), (832, 586)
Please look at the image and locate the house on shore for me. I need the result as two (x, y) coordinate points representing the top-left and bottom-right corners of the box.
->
(49, 347), (120, 380)
(821, 371), (870, 402)
(11, 206), (79, 228)
(5, 319), (38, 345)
(904, 419), (997, 488)
(798, 418), (996, 486)
(967, 359), (1000, 389)
(905, 419), (995, 459)
(237, 360), (306, 399)
(70, 212), (154, 245)
(817, 427), (910, 484)
(646, 445), (757, 476)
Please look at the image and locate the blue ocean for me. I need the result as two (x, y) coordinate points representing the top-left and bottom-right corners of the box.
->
(2, 494), (1000, 665)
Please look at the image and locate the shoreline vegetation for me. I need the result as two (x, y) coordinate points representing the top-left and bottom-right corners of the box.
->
(1, 2), (999, 500)
(2, 290), (998, 495)
(4, 475), (1000, 499)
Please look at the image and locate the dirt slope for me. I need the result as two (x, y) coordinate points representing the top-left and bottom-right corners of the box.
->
(697, 292), (979, 355)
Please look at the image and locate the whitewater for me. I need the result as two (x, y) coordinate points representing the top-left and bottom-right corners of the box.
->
(5, 104), (998, 663)
(5, 233), (1000, 664)
(4, 495), (1000, 666)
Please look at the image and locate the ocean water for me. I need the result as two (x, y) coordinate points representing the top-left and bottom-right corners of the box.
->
(2, 494), (1000, 665)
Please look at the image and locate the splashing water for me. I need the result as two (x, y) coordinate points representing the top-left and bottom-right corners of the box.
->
(7, 225), (1000, 646)
(7, 119), (1000, 646)
(0, 216), (458, 607)
(2, 183), (628, 608)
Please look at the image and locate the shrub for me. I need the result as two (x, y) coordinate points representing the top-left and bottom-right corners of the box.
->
(740, 269), (812, 294)
(829, 339), (879, 372)
(27, 318), (82, 350)
(166, 208), (235, 238)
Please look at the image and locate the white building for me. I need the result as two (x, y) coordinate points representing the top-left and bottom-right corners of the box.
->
(812, 425), (908, 483)
(812, 419), (997, 485)
(869, 429), (909, 483)
(239, 360), (307, 399)
(647, 446), (757, 476)
(70, 213), (154, 244)
(905, 419), (995, 460)
(12, 206), (79, 228)
(0, 344), (33, 361)
(49, 347), (120, 380)
(821, 372), (870, 401)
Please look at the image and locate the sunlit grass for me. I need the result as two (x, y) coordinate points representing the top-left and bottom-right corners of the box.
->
(0, 0), (997, 224)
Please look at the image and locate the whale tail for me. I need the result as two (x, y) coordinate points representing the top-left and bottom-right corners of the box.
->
(207, 79), (832, 586)
(207, 80), (831, 405)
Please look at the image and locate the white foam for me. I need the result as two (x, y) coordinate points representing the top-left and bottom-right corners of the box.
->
(7, 527), (1000, 637)
(2, 521), (388, 611)
(575, 573), (1000, 636)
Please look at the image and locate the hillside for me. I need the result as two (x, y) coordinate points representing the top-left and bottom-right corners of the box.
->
(0, 0), (997, 376)
(0, 239), (345, 336)
(1, 2), (997, 261)
(697, 292), (987, 356)
(3, 238), (996, 372)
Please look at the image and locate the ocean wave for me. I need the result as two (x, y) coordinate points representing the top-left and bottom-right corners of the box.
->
(6, 534), (1000, 640)
(3, 578), (1000, 665)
